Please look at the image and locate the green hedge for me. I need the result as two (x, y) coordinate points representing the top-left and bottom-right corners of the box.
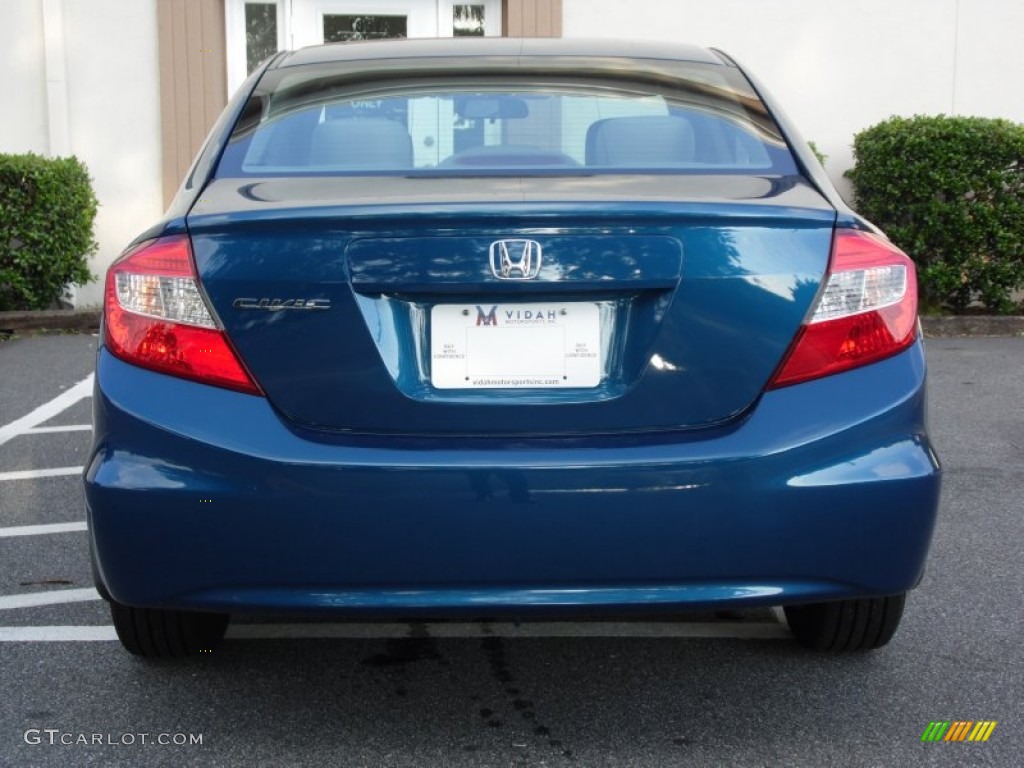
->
(846, 115), (1024, 313)
(0, 153), (97, 311)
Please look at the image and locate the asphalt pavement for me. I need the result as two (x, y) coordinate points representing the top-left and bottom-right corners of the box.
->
(0, 332), (1021, 767)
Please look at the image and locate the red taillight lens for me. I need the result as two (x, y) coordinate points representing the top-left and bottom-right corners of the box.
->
(768, 230), (918, 389)
(104, 236), (261, 395)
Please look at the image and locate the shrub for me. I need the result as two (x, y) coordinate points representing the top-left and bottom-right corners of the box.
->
(808, 140), (827, 166)
(0, 153), (97, 311)
(846, 115), (1024, 313)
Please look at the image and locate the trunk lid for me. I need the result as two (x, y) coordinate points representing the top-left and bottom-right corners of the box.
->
(188, 174), (834, 435)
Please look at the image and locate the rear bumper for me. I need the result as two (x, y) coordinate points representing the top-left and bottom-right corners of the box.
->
(86, 342), (940, 615)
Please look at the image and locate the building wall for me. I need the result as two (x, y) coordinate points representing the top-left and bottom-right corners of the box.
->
(505, 0), (562, 36)
(0, 2), (49, 155)
(563, 0), (1024, 198)
(0, 0), (164, 308)
(64, 0), (164, 306)
(157, 0), (227, 207)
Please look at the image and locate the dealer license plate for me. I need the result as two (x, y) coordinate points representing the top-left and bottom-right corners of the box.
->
(430, 302), (602, 389)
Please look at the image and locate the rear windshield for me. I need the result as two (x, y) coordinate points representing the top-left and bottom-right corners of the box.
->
(218, 60), (796, 177)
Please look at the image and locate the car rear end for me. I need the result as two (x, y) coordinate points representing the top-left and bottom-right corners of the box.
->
(85, 39), (940, 656)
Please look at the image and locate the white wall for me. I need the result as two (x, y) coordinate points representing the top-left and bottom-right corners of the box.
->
(563, 0), (1024, 198)
(62, 0), (164, 306)
(0, 0), (163, 308)
(0, 2), (49, 154)
(953, 0), (1024, 118)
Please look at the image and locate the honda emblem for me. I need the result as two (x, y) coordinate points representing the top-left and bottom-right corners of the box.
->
(489, 239), (542, 280)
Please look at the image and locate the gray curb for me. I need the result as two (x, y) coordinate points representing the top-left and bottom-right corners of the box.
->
(920, 316), (1024, 337)
(1, 310), (1023, 337)
(0, 309), (101, 333)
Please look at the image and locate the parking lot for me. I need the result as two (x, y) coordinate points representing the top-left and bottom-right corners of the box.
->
(0, 332), (1020, 767)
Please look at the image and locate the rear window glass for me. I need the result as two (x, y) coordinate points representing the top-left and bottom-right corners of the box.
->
(218, 61), (796, 176)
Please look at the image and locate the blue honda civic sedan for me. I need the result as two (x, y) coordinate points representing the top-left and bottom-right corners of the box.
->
(85, 38), (941, 657)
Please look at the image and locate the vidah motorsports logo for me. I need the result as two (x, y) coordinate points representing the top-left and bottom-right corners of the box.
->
(474, 305), (563, 326)
(475, 305), (498, 326)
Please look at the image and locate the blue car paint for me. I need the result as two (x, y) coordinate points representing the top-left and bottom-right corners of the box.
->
(85, 340), (940, 615)
(187, 178), (836, 435)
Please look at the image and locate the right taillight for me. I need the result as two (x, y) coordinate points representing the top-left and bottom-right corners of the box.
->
(768, 229), (918, 389)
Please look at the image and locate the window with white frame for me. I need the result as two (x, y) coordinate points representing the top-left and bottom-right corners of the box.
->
(226, 1), (502, 95)
(226, 1), (289, 95)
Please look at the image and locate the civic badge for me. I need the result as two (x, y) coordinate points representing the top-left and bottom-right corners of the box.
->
(489, 239), (542, 280)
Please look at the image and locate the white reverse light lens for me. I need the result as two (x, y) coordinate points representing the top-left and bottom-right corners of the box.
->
(115, 273), (217, 329)
(810, 265), (907, 323)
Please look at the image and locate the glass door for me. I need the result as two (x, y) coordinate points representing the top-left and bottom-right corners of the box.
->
(228, 1), (504, 163)
(227, 2), (503, 92)
(322, 13), (409, 41)
(290, 1), (501, 47)
(449, 3), (502, 37)
(291, 1), (435, 48)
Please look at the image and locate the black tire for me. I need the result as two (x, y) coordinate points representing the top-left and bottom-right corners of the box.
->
(784, 594), (906, 651)
(110, 601), (229, 658)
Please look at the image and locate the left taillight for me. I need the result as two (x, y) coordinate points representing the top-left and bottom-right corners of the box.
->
(104, 236), (261, 395)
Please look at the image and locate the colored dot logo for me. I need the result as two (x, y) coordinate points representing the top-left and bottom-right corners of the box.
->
(921, 721), (997, 742)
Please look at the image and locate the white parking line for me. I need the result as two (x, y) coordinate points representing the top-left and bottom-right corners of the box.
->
(0, 521), (88, 538)
(0, 374), (93, 447)
(0, 588), (100, 610)
(0, 626), (116, 642)
(0, 467), (83, 482)
(22, 425), (92, 435)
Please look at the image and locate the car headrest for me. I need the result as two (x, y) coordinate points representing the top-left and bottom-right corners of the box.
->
(309, 118), (414, 169)
(585, 115), (696, 167)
